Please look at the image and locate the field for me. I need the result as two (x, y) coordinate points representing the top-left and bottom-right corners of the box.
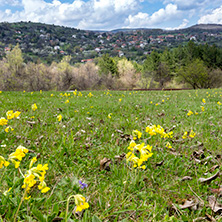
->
(0, 89), (222, 222)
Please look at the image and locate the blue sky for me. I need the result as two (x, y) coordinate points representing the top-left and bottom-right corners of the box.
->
(0, 0), (221, 30)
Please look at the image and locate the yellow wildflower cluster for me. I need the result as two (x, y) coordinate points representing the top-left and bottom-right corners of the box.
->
(31, 103), (37, 111)
(5, 126), (14, 133)
(217, 101), (221, 105)
(8, 145), (29, 168)
(57, 114), (62, 122)
(74, 194), (89, 212)
(126, 140), (153, 169)
(88, 92), (93, 97)
(182, 130), (196, 139)
(0, 110), (21, 132)
(132, 130), (142, 140)
(22, 158), (50, 198)
(0, 117), (8, 126)
(187, 110), (193, 116)
(145, 124), (173, 138)
(0, 156), (10, 169)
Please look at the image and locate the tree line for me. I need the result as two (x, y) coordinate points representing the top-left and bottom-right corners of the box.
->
(0, 41), (222, 91)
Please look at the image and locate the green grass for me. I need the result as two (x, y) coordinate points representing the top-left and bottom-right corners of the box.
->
(0, 89), (222, 221)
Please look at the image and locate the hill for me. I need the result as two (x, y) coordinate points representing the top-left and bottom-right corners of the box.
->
(0, 22), (221, 64)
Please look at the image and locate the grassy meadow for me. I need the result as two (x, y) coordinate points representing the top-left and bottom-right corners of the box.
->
(0, 89), (222, 221)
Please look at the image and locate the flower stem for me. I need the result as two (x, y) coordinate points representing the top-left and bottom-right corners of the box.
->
(13, 186), (28, 222)
(65, 195), (75, 222)
(0, 168), (7, 184)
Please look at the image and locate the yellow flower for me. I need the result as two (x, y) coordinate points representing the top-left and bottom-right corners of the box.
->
(166, 142), (172, 149)
(187, 110), (193, 116)
(41, 187), (50, 193)
(202, 99), (206, 103)
(108, 113), (112, 119)
(3, 187), (12, 196)
(132, 130), (142, 140)
(217, 101), (221, 105)
(25, 196), (31, 200)
(32, 103), (37, 111)
(88, 92), (93, 97)
(57, 114), (62, 122)
(6, 110), (14, 119)
(5, 126), (14, 133)
(74, 194), (89, 212)
(8, 145), (28, 167)
(182, 131), (188, 139)
(24, 174), (36, 188)
(65, 99), (69, 104)
(189, 130), (196, 138)
(29, 157), (37, 168)
(40, 90), (42, 94)
(201, 106), (205, 112)
(119, 98), (122, 102)
(0, 91), (2, 93)
(0, 117), (8, 126)
(51, 94), (54, 97)
(14, 111), (21, 118)
(0, 156), (10, 169)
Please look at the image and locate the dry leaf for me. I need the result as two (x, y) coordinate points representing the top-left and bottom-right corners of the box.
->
(116, 129), (124, 134)
(179, 199), (199, 210)
(193, 150), (205, 159)
(193, 217), (207, 222)
(208, 195), (222, 213)
(114, 153), (125, 161)
(190, 142), (203, 149)
(181, 176), (193, 181)
(120, 134), (133, 141)
(52, 217), (64, 221)
(156, 160), (164, 167)
(198, 171), (220, 184)
(158, 112), (165, 117)
(209, 165), (219, 173)
(209, 187), (222, 194)
(100, 158), (112, 171)
(26, 120), (36, 126)
(205, 213), (217, 222)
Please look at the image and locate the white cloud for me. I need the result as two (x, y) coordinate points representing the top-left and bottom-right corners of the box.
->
(198, 5), (222, 24)
(163, 0), (206, 10)
(0, 0), (20, 6)
(125, 4), (182, 28)
(165, 18), (189, 30)
(0, 0), (142, 30)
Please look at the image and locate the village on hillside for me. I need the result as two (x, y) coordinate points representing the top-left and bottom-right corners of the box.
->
(0, 22), (222, 64)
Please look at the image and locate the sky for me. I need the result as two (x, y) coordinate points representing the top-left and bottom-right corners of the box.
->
(0, 0), (221, 31)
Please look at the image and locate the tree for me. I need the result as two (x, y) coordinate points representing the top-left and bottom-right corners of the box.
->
(117, 58), (138, 88)
(1, 44), (26, 90)
(178, 59), (209, 89)
(98, 54), (119, 77)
